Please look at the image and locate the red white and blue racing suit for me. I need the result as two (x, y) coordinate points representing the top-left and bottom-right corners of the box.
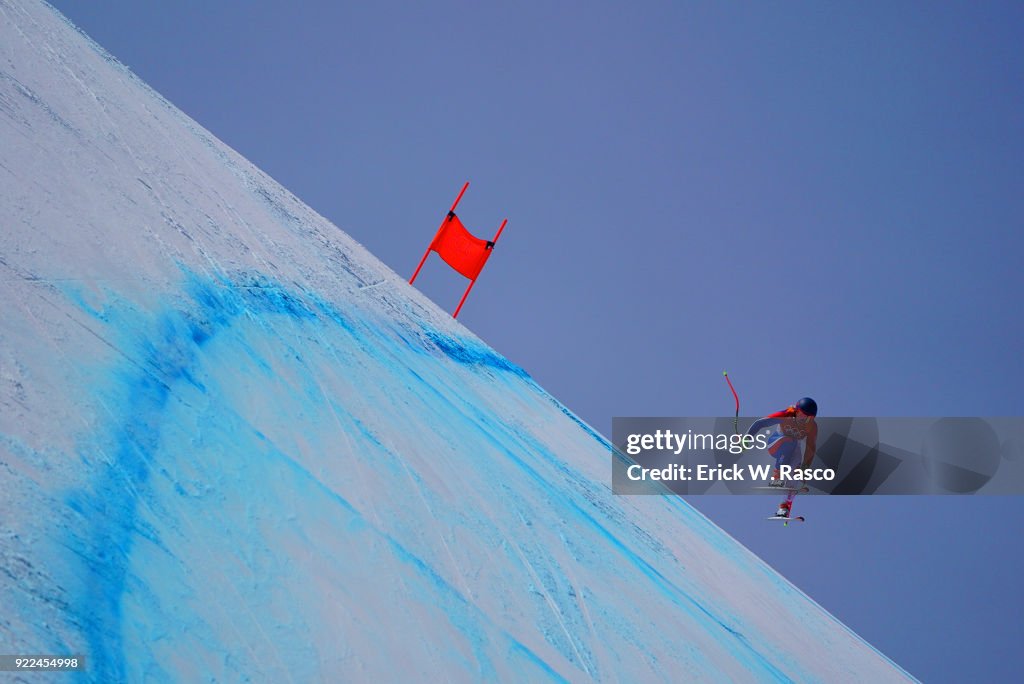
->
(746, 406), (818, 471)
(747, 407), (819, 514)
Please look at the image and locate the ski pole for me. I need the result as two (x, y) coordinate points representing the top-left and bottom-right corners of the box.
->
(723, 371), (739, 435)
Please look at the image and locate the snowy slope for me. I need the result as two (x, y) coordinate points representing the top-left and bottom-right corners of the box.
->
(0, 1), (915, 681)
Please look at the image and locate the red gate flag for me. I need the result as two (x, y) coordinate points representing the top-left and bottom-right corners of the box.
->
(409, 182), (508, 318)
(432, 214), (493, 281)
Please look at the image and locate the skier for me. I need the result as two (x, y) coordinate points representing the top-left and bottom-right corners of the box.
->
(747, 397), (818, 518)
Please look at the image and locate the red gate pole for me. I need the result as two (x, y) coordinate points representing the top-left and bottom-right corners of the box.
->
(410, 182), (470, 284)
(452, 279), (478, 319)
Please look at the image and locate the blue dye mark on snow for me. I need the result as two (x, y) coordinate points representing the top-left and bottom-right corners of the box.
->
(508, 641), (571, 683)
(57, 267), (546, 681)
(553, 402), (611, 450)
(425, 331), (530, 378)
(57, 270), (330, 680)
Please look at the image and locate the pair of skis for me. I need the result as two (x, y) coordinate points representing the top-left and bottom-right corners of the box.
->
(752, 485), (810, 525)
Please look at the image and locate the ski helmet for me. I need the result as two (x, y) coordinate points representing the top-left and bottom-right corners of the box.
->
(795, 397), (817, 416)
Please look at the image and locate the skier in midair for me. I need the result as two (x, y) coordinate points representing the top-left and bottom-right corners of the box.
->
(747, 397), (818, 518)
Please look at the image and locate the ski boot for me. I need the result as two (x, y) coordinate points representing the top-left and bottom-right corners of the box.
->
(775, 501), (792, 518)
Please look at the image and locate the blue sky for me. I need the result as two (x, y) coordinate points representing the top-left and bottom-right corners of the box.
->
(48, 1), (1023, 680)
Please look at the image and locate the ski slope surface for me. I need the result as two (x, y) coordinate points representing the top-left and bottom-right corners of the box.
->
(0, 1), (916, 681)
